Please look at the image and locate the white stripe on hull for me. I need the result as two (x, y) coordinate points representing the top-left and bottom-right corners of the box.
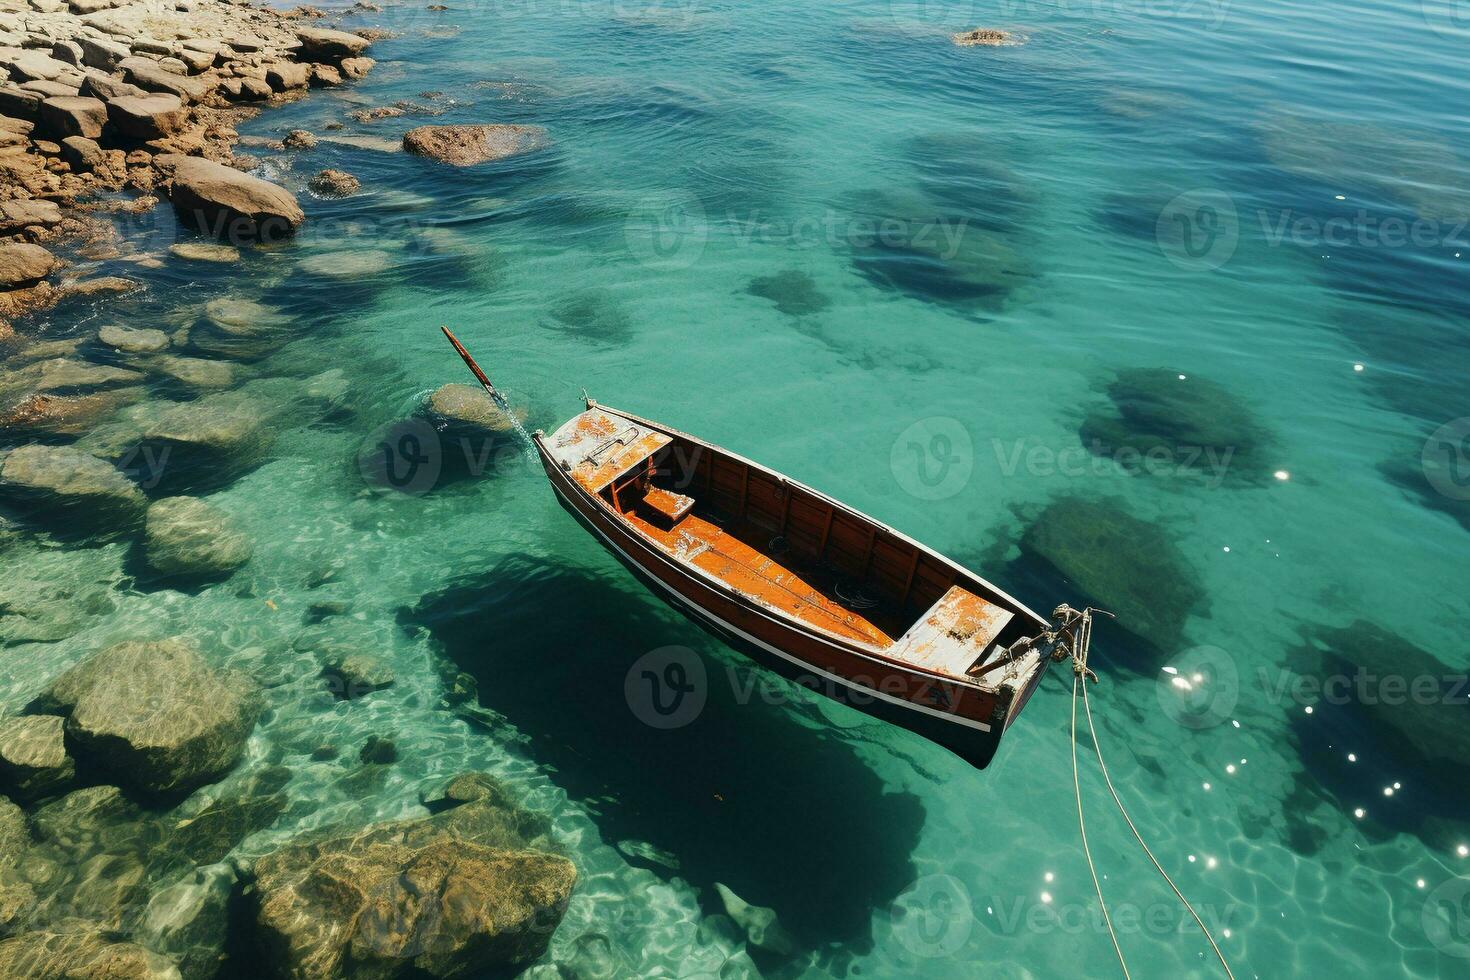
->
(550, 481), (994, 734)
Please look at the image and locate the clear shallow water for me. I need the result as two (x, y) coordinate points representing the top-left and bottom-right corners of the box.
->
(4, 0), (1469, 976)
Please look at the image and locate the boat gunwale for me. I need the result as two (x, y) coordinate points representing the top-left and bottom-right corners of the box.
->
(536, 403), (1051, 693)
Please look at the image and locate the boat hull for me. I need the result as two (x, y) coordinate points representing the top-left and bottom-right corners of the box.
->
(539, 446), (1037, 769)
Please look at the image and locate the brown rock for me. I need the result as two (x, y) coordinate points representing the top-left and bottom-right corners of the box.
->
(309, 63), (342, 87)
(952, 28), (1017, 46)
(0, 390), (140, 438)
(264, 61), (310, 91)
(295, 27), (372, 62)
(80, 74), (147, 102)
(0, 199), (63, 234)
(0, 242), (61, 287)
(165, 155), (304, 241)
(282, 128), (316, 148)
(122, 60), (214, 103)
(307, 168), (358, 197)
(0, 931), (179, 980)
(0, 86), (43, 121)
(78, 36), (132, 72)
(403, 124), (549, 166)
(60, 134), (105, 171)
(38, 96), (107, 139)
(35, 637), (263, 797)
(106, 94), (187, 140)
(339, 56), (374, 78)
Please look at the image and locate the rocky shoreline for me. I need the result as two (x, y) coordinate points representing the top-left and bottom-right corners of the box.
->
(1, 0), (378, 338)
(0, 3), (590, 978)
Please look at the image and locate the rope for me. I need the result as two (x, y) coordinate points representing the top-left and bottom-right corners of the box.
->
(1072, 673), (1131, 979)
(1080, 679), (1237, 980)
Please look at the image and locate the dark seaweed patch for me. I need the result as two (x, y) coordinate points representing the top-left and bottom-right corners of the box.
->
(543, 289), (634, 345)
(1010, 495), (1208, 670)
(746, 269), (831, 317)
(1078, 369), (1279, 486)
(1283, 621), (1470, 853)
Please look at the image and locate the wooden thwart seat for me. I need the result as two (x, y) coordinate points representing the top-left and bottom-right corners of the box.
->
(886, 586), (1015, 680)
(643, 485), (695, 524)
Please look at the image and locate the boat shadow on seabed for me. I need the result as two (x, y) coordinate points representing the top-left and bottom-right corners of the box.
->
(399, 551), (930, 959)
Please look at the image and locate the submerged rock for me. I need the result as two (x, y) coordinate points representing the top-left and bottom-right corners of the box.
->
(168, 242), (241, 263)
(99, 324), (170, 354)
(149, 354), (238, 390)
(1018, 496), (1206, 664)
(308, 168), (359, 197)
(423, 383), (523, 433)
(951, 28), (1017, 46)
(320, 651), (396, 700)
(1078, 369), (1277, 484)
(0, 714), (76, 803)
(746, 269), (831, 317)
(0, 389), (142, 439)
(0, 931), (180, 980)
(402, 123), (549, 166)
(34, 638), (262, 798)
(358, 735), (397, 765)
(0, 444), (146, 532)
(164, 155), (304, 242)
(122, 390), (274, 492)
(714, 882), (798, 956)
(1290, 621), (1470, 816)
(136, 863), (236, 980)
(297, 249), (395, 279)
(251, 781), (574, 979)
(143, 496), (253, 580)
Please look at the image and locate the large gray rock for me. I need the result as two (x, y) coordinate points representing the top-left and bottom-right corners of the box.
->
(38, 95), (107, 139)
(0, 242), (60, 288)
(106, 93), (186, 140)
(403, 124), (549, 166)
(294, 27), (371, 62)
(0, 444), (146, 530)
(252, 782), (574, 979)
(164, 155), (304, 241)
(0, 715), (76, 802)
(143, 496), (252, 579)
(0, 931), (180, 979)
(35, 638), (262, 798)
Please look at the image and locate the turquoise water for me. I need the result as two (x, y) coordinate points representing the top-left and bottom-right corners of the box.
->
(5, 0), (1470, 975)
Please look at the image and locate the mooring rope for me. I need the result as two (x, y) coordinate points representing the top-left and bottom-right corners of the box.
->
(1080, 680), (1237, 980)
(1072, 672), (1131, 979)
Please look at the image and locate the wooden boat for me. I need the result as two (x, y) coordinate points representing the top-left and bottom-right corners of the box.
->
(443, 329), (1091, 768)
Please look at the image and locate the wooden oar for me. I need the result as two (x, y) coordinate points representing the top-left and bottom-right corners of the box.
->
(441, 326), (511, 413)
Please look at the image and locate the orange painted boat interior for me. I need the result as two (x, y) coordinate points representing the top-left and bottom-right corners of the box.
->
(596, 435), (1033, 663)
